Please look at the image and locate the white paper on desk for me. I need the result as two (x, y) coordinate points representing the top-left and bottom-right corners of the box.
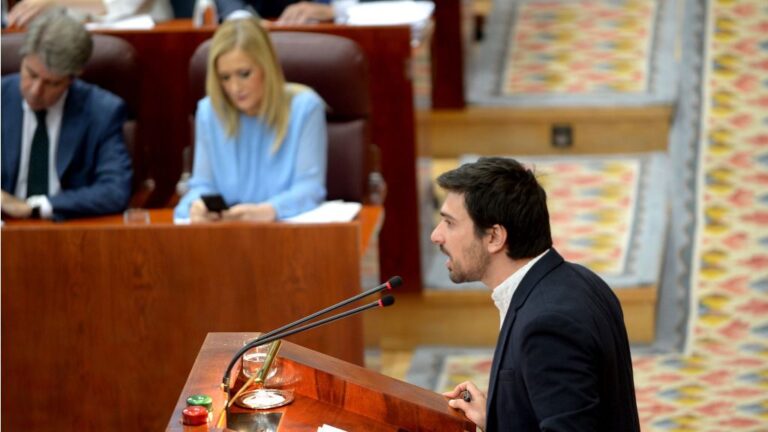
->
(85, 14), (155, 30)
(346, 0), (433, 26)
(345, 0), (434, 43)
(173, 217), (191, 225)
(317, 425), (347, 432)
(284, 201), (361, 223)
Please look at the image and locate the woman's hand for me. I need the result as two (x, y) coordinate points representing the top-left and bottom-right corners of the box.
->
(442, 381), (487, 431)
(222, 203), (277, 222)
(189, 199), (222, 223)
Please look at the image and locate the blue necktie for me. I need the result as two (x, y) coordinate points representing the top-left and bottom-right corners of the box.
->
(27, 109), (49, 197)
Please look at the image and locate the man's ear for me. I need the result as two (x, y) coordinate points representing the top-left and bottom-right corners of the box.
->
(486, 224), (507, 254)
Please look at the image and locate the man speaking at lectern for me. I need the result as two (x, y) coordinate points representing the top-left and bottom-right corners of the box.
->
(432, 157), (640, 431)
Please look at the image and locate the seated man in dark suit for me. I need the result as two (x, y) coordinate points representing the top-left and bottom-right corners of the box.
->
(433, 157), (640, 431)
(1, 9), (132, 220)
(217, 0), (388, 24)
(216, 0), (334, 24)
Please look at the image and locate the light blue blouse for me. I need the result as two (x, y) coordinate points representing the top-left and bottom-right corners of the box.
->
(174, 89), (327, 220)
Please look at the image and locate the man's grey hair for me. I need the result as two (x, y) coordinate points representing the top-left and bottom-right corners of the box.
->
(19, 8), (93, 76)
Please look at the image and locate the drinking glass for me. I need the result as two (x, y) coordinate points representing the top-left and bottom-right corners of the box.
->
(241, 342), (280, 384)
(123, 208), (150, 224)
(236, 341), (293, 410)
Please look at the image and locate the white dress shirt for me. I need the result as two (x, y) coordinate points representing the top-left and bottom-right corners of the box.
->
(491, 249), (549, 328)
(14, 91), (67, 219)
(100, 0), (173, 23)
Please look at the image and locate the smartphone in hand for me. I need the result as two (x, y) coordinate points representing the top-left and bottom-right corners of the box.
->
(201, 194), (229, 212)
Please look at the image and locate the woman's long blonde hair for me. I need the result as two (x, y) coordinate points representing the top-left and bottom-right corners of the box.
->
(206, 17), (291, 152)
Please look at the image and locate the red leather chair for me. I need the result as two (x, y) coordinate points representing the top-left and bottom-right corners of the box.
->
(1, 32), (155, 207)
(186, 32), (372, 203)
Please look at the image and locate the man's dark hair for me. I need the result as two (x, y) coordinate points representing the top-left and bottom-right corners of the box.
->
(436, 157), (552, 259)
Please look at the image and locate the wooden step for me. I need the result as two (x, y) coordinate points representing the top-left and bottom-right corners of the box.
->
(364, 286), (657, 349)
(417, 106), (673, 157)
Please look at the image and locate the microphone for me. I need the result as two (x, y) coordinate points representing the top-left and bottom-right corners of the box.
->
(222, 295), (396, 392)
(215, 294), (396, 428)
(220, 277), (401, 392)
(248, 295), (395, 355)
(252, 276), (401, 344)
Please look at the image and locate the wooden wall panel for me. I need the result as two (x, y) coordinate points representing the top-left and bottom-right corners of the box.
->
(2, 221), (363, 431)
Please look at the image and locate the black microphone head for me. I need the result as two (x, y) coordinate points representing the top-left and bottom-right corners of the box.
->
(379, 295), (395, 307)
(387, 276), (403, 289)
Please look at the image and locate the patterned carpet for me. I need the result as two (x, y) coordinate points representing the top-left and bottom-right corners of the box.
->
(502, 0), (657, 94)
(469, 0), (678, 106)
(630, 0), (768, 429)
(411, 0), (768, 430)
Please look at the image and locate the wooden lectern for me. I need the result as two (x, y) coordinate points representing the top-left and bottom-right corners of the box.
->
(168, 333), (474, 431)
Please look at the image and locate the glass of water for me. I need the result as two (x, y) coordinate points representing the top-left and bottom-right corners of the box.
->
(236, 340), (293, 410)
(241, 342), (280, 385)
(123, 208), (150, 224)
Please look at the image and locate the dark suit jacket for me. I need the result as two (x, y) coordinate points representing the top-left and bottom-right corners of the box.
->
(215, 0), (382, 20)
(1, 75), (132, 220)
(216, 0), (308, 19)
(486, 249), (640, 432)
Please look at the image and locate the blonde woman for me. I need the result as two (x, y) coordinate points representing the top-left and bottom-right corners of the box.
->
(175, 17), (327, 222)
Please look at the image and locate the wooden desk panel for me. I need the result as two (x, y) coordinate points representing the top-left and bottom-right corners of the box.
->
(97, 20), (422, 292)
(4, 206), (383, 257)
(1, 214), (372, 431)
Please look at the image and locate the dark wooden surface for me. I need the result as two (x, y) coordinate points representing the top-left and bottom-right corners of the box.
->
(93, 20), (422, 292)
(167, 333), (475, 431)
(432, 0), (465, 108)
(2, 206), (383, 256)
(1, 213), (379, 431)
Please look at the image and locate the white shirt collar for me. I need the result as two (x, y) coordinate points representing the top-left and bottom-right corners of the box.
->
(22, 88), (68, 118)
(491, 249), (549, 328)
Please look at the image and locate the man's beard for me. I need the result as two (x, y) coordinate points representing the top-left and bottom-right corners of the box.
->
(444, 241), (489, 284)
